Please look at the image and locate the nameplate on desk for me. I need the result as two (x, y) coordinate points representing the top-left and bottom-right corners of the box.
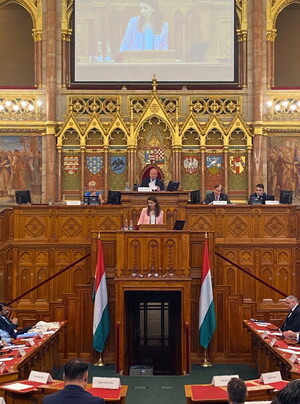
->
(18, 347), (27, 357)
(0, 362), (8, 374)
(212, 200), (227, 205)
(265, 200), (280, 205)
(262, 331), (269, 339)
(29, 370), (53, 384)
(138, 187), (152, 192)
(26, 338), (35, 347)
(290, 353), (299, 364)
(36, 331), (44, 339)
(65, 200), (81, 206)
(211, 374), (239, 386)
(270, 338), (278, 347)
(92, 377), (121, 389)
(260, 370), (282, 384)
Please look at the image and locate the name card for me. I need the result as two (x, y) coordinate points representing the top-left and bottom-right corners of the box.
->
(212, 200), (227, 205)
(18, 347), (27, 357)
(260, 371), (282, 384)
(92, 377), (121, 389)
(265, 200), (280, 205)
(66, 200), (81, 205)
(138, 187), (152, 192)
(211, 375), (239, 387)
(270, 338), (277, 347)
(290, 354), (299, 364)
(26, 338), (35, 347)
(0, 362), (8, 374)
(262, 331), (269, 339)
(36, 331), (44, 339)
(29, 370), (53, 384)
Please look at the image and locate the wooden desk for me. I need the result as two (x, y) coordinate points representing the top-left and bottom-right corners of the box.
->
(0, 322), (66, 385)
(0, 379), (128, 404)
(243, 320), (300, 380)
(184, 379), (287, 403)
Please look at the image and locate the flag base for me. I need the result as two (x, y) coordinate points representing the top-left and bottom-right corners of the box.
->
(200, 357), (213, 367)
(94, 353), (107, 367)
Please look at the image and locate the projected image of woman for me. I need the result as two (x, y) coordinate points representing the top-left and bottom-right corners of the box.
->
(119, 0), (168, 52)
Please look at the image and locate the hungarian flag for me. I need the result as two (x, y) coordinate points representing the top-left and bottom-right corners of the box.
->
(199, 238), (216, 349)
(93, 239), (110, 352)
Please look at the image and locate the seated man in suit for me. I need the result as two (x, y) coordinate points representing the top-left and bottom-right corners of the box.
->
(0, 303), (31, 338)
(248, 183), (268, 204)
(204, 184), (231, 205)
(43, 359), (104, 404)
(271, 379), (300, 404)
(227, 377), (248, 404)
(281, 295), (300, 333)
(140, 167), (165, 191)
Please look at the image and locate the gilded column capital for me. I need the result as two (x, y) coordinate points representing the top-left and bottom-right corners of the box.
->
(236, 29), (247, 42)
(266, 29), (277, 42)
(32, 29), (42, 42)
(62, 29), (73, 42)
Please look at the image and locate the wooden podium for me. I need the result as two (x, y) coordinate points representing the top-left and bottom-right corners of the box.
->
(92, 229), (208, 375)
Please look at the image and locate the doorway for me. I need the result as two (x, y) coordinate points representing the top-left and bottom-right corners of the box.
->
(125, 290), (181, 375)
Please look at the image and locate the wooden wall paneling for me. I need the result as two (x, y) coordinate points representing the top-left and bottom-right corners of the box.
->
(214, 287), (228, 361)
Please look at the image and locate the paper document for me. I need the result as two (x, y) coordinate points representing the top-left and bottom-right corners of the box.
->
(4, 383), (34, 391)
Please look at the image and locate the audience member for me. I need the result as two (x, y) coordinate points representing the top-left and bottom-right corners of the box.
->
(137, 195), (163, 225)
(43, 359), (104, 403)
(271, 379), (300, 404)
(140, 167), (165, 191)
(281, 295), (300, 332)
(204, 184), (231, 205)
(0, 303), (31, 338)
(227, 377), (248, 404)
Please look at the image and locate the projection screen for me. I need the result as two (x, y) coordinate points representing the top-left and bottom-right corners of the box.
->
(73, 0), (236, 84)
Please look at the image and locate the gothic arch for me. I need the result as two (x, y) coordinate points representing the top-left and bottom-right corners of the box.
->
(0, 0), (39, 29)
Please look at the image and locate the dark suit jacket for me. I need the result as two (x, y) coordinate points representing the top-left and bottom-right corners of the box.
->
(140, 177), (165, 191)
(0, 316), (17, 337)
(42, 384), (105, 404)
(248, 192), (267, 205)
(281, 304), (300, 332)
(204, 192), (231, 205)
(0, 316), (31, 338)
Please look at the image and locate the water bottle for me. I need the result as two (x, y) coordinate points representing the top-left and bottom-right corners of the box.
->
(105, 42), (112, 62)
(129, 220), (133, 231)
(96, 41), (103, 62)
(124, 219), (128, 230)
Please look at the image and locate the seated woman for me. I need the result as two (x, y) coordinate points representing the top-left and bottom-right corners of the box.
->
(84, 180), (104, 204)
(137, 195), (163, 225)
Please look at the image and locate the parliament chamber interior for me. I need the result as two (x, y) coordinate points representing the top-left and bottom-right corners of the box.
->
(1, 0), (300, 403)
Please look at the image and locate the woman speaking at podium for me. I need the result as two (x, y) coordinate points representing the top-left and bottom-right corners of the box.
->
(119, 0), (169, 52)
(137, 195), (163, 225)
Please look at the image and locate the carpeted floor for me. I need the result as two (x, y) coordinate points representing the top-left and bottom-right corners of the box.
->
(53, 363), (258, 404)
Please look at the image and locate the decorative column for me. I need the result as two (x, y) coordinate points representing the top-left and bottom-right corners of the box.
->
(237, 30), (247, 88)
(45, 0), (57, 202)
(33, 30), (43, 88)
(266, 30), (276, 89)
(252, 0), (268, 190)
(127, 146), (136, 190)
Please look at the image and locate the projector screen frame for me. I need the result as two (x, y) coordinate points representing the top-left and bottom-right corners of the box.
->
(71, 0), (239, 88)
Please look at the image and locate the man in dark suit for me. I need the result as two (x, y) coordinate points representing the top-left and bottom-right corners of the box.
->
(140, 167), (165, 191)
(204, 184), (231, 205)
(0, 303), (31, 338)
(43, 359), (104, 404)
(227, 377), (248, 404)
(248, 183), (268, 204)
(281, 295), (300, 332)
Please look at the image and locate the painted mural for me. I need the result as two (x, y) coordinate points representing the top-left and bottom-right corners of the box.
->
(0, 136), (42, 204)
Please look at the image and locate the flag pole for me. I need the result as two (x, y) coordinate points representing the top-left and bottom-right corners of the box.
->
(94, 352), (107, 367)
(201, 348), (212, 367)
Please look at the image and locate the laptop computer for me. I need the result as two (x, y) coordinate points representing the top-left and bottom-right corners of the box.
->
(173, 220), (185, 230)
(83, 196), (99, 205)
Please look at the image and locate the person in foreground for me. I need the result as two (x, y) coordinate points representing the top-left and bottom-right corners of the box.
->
(204, 184), (231, 205)
(271, 379), (300, 404)
(227, 377), (248, 404)
(281, 295), (300, 333)
(43, 359), (104, 404)
(0, 303), (31, 338)
(84, 180), (104, 204)
(248, 183), (268, 204)
(140, 167), (165, 191)
(137, 195), (163, 225)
